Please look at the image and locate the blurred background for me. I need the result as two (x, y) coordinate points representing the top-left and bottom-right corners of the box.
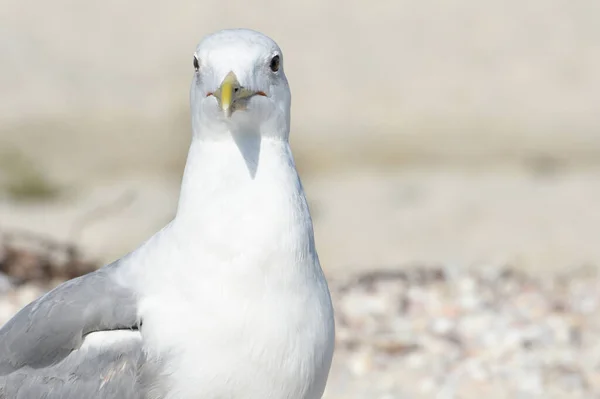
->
(1, 0), (600, 397)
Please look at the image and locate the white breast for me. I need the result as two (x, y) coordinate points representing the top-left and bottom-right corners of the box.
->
(131, 137), (335, 399)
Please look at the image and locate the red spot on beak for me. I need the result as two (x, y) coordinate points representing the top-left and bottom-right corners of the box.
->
(256, 91), (267, 97)
(206, 92), (214, 97)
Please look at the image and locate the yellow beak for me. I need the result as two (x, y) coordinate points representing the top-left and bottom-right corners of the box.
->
(215, 71), (238, 117)
(213, 71), (264, 117)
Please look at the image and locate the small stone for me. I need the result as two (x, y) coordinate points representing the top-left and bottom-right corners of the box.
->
(347, 350), (374, 376)
(431, 317), (455, 335)
(0, 272), (15, 294)
(419, 377), (436, 393)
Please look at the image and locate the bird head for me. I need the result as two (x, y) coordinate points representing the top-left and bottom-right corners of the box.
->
(190, 29), (291, 140)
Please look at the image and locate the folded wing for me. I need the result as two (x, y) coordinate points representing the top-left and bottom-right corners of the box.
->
(0, 261), (147, 398)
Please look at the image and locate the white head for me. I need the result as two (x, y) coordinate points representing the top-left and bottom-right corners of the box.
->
(190, 29), (291, 141)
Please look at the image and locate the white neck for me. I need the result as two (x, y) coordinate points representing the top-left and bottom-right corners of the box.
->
(172, 132), (316, 268)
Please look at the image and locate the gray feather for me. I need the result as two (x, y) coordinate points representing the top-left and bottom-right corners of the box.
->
(0, 261), (149, 398)
(0, 333), (144, 399)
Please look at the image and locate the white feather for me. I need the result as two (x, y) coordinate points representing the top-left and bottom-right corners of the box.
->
(114, 29), (335, 399)
(80, 330), (142, 351)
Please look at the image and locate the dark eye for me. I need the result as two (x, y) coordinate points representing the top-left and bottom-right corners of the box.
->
(269, 55), (280, 72)
(193, 56), (199, 72)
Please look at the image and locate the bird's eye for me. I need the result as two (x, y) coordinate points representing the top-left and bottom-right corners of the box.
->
(193, 56), (199, 72)
(269, 55), (280, 72)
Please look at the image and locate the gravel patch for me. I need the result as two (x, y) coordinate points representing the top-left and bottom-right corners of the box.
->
(326, 265), (600, 398)
(2, 263), (600, 398)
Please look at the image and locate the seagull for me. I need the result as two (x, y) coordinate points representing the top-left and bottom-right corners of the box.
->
(0, 29), (335, 399)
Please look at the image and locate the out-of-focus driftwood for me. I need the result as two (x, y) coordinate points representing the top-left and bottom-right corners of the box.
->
(0, 229), (98, 285)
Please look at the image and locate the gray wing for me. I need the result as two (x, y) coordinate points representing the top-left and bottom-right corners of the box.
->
(0, 261), (149, 398)
(0, 333), (144, 399)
